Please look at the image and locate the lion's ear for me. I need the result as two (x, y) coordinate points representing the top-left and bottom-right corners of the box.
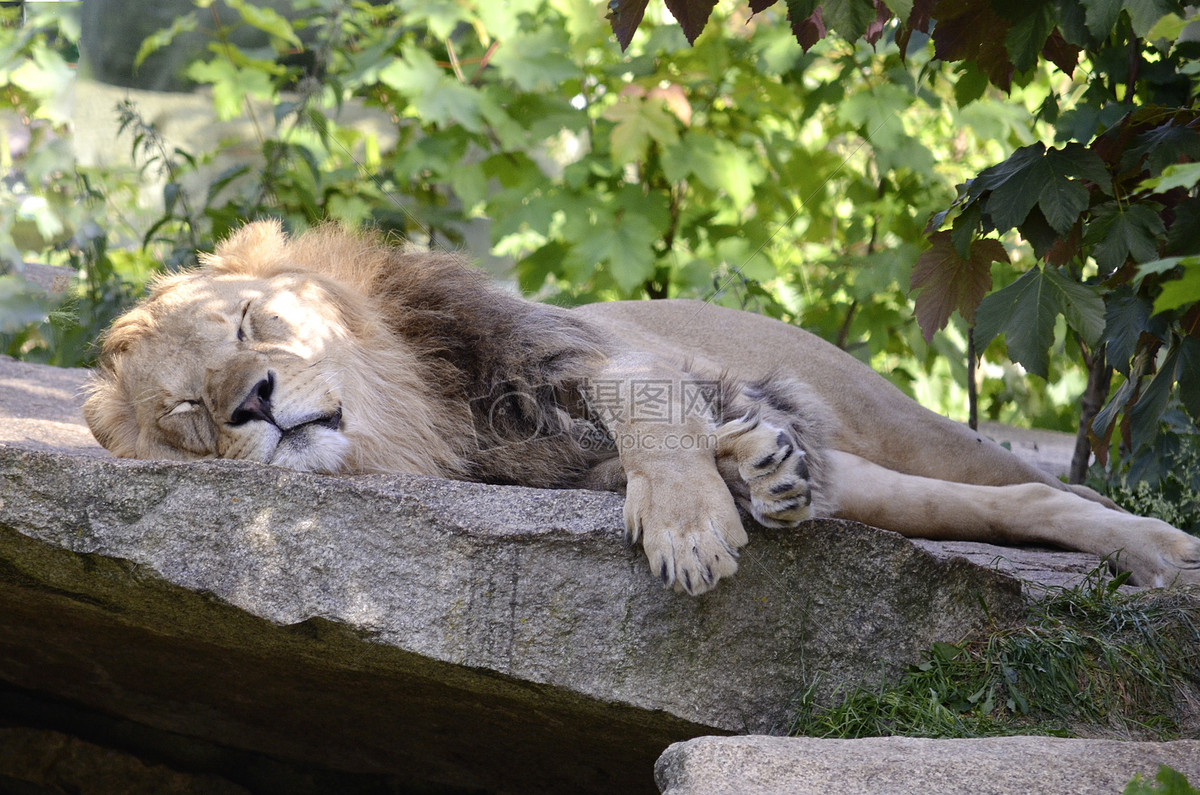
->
(200, 219), (291, 277)
(82, 375), (140, 458)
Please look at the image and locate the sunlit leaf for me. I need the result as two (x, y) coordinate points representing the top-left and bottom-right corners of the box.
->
(1152, 260), (1200, 314)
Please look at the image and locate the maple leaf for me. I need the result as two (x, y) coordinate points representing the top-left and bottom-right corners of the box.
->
(1040, 28), (1080, 75)
(790, 5), (827, 51)
(608, 0), (650, 51)
(931, 0), (1015, 91)
(664, 0), (719, 44)
(910, 231), (1004, 343)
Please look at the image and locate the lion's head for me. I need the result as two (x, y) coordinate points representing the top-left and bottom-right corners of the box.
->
(84, 221), (466, 476)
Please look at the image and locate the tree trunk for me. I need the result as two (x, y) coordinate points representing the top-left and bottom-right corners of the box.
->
(1070, 347), (1112, 485)
(967, 328), (978, 432)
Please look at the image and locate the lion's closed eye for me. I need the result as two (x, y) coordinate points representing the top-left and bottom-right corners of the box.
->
(164, 400), (201, 418)
(236, 301), (252, 342)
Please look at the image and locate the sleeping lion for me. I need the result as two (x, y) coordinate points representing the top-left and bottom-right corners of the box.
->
(84, 221), (1200, 594)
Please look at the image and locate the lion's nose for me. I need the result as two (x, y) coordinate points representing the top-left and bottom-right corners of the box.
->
(229, 372), (276, 426)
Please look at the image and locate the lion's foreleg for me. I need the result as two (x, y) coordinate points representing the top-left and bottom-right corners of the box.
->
(829, 450), (1200, 587)
(586, 355), (745, 595)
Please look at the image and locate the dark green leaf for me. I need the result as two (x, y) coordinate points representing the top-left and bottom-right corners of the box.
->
(821, 0), (882, 42)
(1036, 175), (1089, 235)
(1178, 337), (1200, 423)
(784, 0), (821, 24)
(951, 201), (982, 258)
(975, 266), (1103, 374)
(1005, 4), (1054, 73)
(1124, 121), (1200, 178)
(1057, 0), (1092, 45)
(1018, 206), (1060, 260)
(1123, 0), (1176, 36)
(1044, 265), (1105, 347)
(1103, 288), (1152, 375)
(1129, 340), (1179, 451)
(1094, 375), (1137, 436)
(1082, 0), (1123, 38)
(1088, 203), (1166, 274)
(974, 269), (1058, 377)
(1166, 198), (1200, 256)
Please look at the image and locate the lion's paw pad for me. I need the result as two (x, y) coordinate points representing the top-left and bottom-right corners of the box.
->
(717, 415), (813, 528)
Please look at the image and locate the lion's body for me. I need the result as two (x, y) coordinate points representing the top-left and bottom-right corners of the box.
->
(85, 223), (1200, 594)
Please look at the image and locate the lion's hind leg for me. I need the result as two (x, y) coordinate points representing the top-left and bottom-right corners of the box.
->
(829, 450), (1200, 587)
(714, 376), (837, 528)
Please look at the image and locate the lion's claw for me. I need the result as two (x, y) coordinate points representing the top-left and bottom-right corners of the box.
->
(626, 472), (746, 595)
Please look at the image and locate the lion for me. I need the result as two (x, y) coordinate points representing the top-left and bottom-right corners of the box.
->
(83, 221), (1200, 594)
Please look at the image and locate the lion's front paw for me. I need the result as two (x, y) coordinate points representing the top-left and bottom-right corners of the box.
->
(624, 471), (747, 595)
(715, 414), (813, 528)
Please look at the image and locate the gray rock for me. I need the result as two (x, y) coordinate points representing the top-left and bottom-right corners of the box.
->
(655, 735), (1200, 795)
(0, 447), (1026, 792)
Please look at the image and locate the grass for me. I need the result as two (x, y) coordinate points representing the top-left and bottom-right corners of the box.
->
(788, 566), (1200, 741)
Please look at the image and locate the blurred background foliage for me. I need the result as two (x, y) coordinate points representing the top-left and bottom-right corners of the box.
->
(0, 0), (1198, 528)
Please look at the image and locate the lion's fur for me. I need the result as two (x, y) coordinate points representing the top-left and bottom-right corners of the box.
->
(84, 221), (1200, 593)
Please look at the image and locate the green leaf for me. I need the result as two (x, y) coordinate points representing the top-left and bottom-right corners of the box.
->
(379, 47), (485, 131)
(1044, 265), (1105, 347)
(489, 27), (580, 91)
(1088, 203), (1166, 274)
(185, 59), (274, 120)
(1140, 161), (1200, 194)
(1123, 0), (1176, 37)
(954, 62), (989, 107)
(134, 13), (198, 69)
(226, 0), (302, 48)
(1152, 260), (1200, 314)
(974, 269), (1058, 377)
(820, 0), (881, 42)
(574, 211), (660, 292)
(604, 98), (679, 165)
(661, 131), (764, 209)
(1103, 288), (1152, 375)
(1005, 4), (1055, 73)
(975, 266), (1104, 375)
(910, 231), (1002, 343)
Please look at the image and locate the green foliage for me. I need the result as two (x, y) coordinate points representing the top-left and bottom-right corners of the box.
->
(0, 4), (153, 366)
(789, 570), (1200, 740)
(613, 0), (1200, 480)
(1125, 766), (1200, 795)
(1092, 416), (1200, 534)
